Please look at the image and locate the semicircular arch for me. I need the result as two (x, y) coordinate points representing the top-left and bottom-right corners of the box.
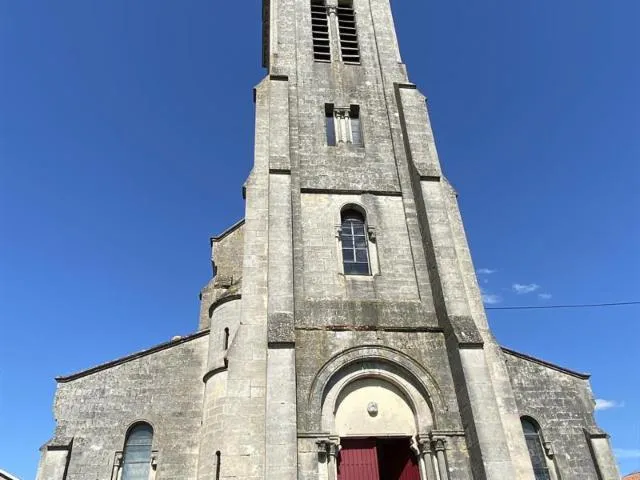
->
(308, 345), (446, 430)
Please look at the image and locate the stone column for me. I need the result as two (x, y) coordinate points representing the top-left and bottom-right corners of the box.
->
(317, 438), (340, 480)
(417, 436), (437, 480)
(328, 438), (340, 480)
(433, 438), (449, 480)
(326, 4), (340, 64)
(111, 452), (123, 480)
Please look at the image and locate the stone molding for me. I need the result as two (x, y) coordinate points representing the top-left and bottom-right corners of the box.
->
(208, 293), (241, 318)
(308, 345), (447, 429)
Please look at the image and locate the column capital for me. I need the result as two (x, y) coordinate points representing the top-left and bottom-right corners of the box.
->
(432, 437), (447, 452)
(316, 437), (341, 459)
(416, 435), (433, 456)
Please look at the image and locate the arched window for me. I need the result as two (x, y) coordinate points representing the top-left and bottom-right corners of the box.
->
(122, 423), (154, 480)
(340, 209), (370, 275)
(521, 418), (551, 480)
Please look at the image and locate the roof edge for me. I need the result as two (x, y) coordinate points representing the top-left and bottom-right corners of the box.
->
(0, 469), (21, 480)
(501, 346), (590, 380)
(211, 218), (245, 244)
(56, 330), (210, 383)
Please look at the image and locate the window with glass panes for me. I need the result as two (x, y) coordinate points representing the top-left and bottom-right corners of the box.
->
(341, 210), (370, 275)
(521, 418), (551, 480)
(122, 423), (154, 480)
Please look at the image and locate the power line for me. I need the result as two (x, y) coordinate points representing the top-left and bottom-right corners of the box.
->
(485, 301), (640, 311)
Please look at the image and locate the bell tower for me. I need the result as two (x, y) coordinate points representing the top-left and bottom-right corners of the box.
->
(197, 0), (536, 478)
(30, 2), (620, 479)
(195, 1), (619, 480)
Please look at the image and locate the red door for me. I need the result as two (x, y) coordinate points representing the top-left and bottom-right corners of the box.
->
(338, 438), (381, 480)
(377, 438), (421, 480)
(396, 453), (420, 480)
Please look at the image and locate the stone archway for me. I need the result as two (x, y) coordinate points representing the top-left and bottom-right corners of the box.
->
(313, 350), (448, 480)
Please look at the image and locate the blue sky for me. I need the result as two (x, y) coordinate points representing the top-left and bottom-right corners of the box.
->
(0, 0), (638, 478)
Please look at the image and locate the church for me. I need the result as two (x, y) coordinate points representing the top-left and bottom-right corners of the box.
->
(36, 0), (620, 479)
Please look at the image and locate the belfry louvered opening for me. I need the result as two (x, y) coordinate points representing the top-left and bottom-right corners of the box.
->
(311, 0), (331, 62)
(337, 0), (360, 63)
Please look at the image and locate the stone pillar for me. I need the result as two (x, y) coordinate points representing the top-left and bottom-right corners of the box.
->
(265, 74), (297, 480)
(317, 438), (340, 480)
(586, 429), (621, 479)
(458, 347), (517, 479)
(417, 435), (437, 480)
(433, 438), (449, 480)
(213, 77), (271, 480)
(326, 3), (340, 64)
(35, 438), (73, 480)
(394, 82), (535, 480)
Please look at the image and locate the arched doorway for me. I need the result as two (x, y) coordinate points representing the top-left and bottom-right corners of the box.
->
(313, 351), (450, 480)
(334, 379), (420, 480)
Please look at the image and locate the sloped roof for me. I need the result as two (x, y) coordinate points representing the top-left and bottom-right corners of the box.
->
(0, 469), (20, 480)
(56, 329), (209, 383)
(623, 472), (640, 480)
(501, 346), (590, 379)
(210, 218), (244, 243)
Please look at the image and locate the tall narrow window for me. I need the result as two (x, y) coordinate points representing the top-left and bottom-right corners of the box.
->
(122, 423), (154, 480)
(521, 418), (551, 480)
(215, 451), (221, 480)
(325, 104), (364, 146)
(223, 328), (230, 350)
(311, 0), (331, 61)
(337, 0), (360, 63)
(325, 104), (337, 146)
(341, 209), (370, 275)
(349, 105), (363, 146)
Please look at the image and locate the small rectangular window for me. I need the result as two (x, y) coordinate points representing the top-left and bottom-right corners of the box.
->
(337, 2), (360, 64)
(325, 103), (363, 147)
(325, 104), (336, 146)
(349, 105), (363, 146)
(311, 0), (331, 62)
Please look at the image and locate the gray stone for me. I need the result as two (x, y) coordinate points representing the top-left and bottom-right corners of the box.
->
(36, 0), (619, 479)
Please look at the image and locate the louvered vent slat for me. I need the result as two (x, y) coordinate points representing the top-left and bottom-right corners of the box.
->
(337, 4), (360, 63)
(311, 1), (331, 61)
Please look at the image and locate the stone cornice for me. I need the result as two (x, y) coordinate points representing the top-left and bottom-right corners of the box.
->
(210, 218), (245, 244)
(56, 330), (210, 383)
(502, 346), (590, 379)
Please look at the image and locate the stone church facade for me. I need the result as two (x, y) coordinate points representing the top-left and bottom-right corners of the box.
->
(36, 0), (620, 479)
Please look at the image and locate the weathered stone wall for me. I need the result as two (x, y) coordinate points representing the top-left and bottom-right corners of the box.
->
(199, 223), (244, 330)
(211, 223), (244, 284)
(505, 351), (620, 479)
(295, 330), (471, 480)
(36, 0), (620, 478)
(43, 335), (208, 480)
(291, 0), (408, 194)
(299, 193), (422, 302)
(197, 299), (241, 480)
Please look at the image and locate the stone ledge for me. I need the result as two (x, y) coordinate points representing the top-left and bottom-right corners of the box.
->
(502, 346), (590, 379)
(56, 330), (209, 383)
